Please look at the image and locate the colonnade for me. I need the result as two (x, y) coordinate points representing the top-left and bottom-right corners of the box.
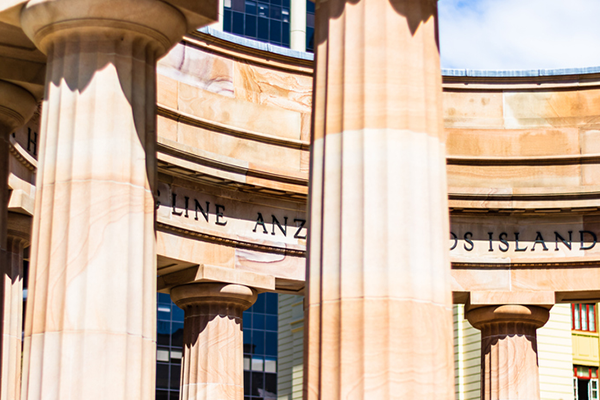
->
(0, 0), (553, 399)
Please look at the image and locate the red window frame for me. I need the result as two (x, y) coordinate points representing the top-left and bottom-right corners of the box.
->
(572, 303), (597, 332)
(574, 365), (599, 380)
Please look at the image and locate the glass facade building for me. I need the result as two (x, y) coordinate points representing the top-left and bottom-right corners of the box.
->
(306, 0), (314, 52)
(155, 292), (278, 400)
(223, 0), (291, 48)
(244, 292), (279, 399)
(222, 0), (315, 52)
(156, 293), (184, 400)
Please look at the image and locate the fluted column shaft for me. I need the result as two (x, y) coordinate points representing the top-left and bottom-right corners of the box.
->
(19, 1), (186, 399)
(305, 0), (453, 398)
(171, 283), (257, 400)
(0, 81), (36, 400)
(3, 213), (31, 400)
(466, 305), (551, 400)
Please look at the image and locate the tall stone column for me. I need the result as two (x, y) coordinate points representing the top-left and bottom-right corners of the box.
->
(466, 305), (550, 400)
(170, 283), (257, 400)
(18, 2), (188, 399)
(0, 80), (36, 400)
(3, 213), (31, 400)
(290, 0), (307, 51)
(305, 0), (453, 398)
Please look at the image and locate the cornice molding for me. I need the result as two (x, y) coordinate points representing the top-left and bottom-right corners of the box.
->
(8, 135), (36, 171)
(184, 32), (313, 75)
(157, 105), (310, 151)
(157, 221), (306, 257)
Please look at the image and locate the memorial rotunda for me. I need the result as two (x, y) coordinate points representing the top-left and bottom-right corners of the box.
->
(2, 1), (600, 399)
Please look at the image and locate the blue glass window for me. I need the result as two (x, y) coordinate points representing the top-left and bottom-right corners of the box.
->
(306, 0), (315, 52)
(243, 293), (278, 399)
(223, 0), (290, 48)
(155, 297), (185, 399)
(156, 292), (278, 399)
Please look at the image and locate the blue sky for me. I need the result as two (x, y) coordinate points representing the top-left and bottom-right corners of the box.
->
(438, 0), (600, 70)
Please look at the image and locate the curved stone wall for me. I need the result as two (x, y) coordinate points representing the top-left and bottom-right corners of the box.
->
(153, 30), (600, 303)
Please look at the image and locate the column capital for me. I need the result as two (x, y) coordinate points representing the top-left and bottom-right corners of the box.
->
(466, 304), (550, 331)
(0, 80), (36, 132)
(20, 0), (189, 56)
(170, 282), (257, 309)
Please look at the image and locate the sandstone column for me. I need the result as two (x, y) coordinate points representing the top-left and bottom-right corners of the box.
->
(3, 213), (32, 400)
(305, 0), (453, 398)
(18, 2), (188, 399)
(290, 0), (307, 51)
(0, 80), (36, 400)
(466, 305), (550, 400)
(170, 283), (257, 400)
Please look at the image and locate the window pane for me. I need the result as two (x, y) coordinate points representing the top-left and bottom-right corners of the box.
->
(282, 22), (290, 47)
(258, 17), (269, 40)
(170, 365), (180, 389)
(266, 315), (277, 331)
(251, 372), (264, 397)
(245, 0), (257, 14)
(265, 357), (277, 373)
(156, 364), (170, 389)
(265, 332), (277, 356)
(252, 357), (264, 372)
(157, 321), (171, 346)
(265, 373), (277, 396)
(170, 350), (182, 363)
(243, 327), (252, 353)
(254, 294), (266, 313)
(282, 8), (289, 23)
(252, 330), (265, 355)
(172, 304), (184, 322)
(224, 9), (232, 32)
(591, 305), (596, 332)
(244, 371), (251, 395)
(232, 0), (245, 11)
(253, 313), (265, 330)
(306, 13), (315, 28)
(157, 305), (170, 321)
(232, 12), (245, 35)
(266, 293), (278, 314)
(270, 5), (281, 19)
(257, 3), (269, 18)
(592, 379), (600, 400)
(583, 304), (589, 331)
(156, 390), (169, 400)
(270, 20), (281, 43)
(243, 311), (252, 328)
(157, 348), (169, 362)
(171, 322), (184, 348)
(158, 293), (171, 304)
(575, 304), (581, 330)
(306, 27), (314, 52)
(245, 15), (257, 37)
